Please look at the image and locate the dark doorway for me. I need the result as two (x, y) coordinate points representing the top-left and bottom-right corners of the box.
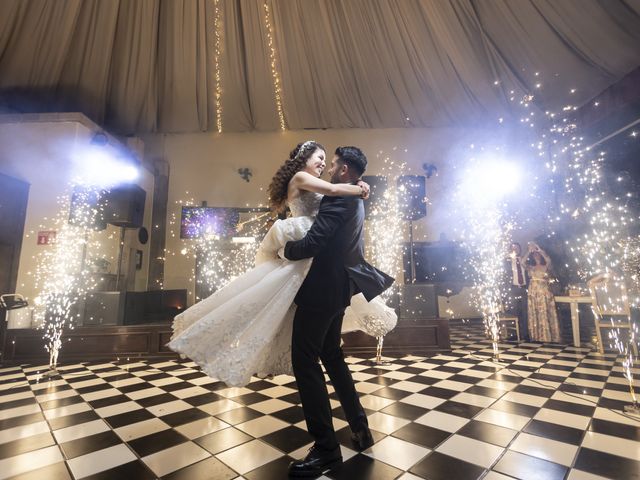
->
(0, 173), (30, 361)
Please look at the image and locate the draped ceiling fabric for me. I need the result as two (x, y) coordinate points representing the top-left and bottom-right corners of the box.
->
(0, 0), (639, 134)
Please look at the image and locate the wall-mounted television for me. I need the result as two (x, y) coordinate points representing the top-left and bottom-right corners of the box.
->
(180, 207), (240, 239)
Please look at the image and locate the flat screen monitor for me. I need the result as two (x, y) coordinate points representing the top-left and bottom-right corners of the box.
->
(180, 207), (240, 239)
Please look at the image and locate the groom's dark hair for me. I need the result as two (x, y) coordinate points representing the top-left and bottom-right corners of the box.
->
(335, 146), (367, 177)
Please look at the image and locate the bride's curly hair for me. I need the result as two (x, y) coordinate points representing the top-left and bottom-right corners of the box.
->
(268, 141), (325, 213)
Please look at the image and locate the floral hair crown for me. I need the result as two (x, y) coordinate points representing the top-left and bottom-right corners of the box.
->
(293, 140), (316, 160)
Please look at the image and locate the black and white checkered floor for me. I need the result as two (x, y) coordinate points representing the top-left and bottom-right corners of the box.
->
(1, 322), (639, 480)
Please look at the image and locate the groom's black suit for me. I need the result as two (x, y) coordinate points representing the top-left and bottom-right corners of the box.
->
(284, 194), (394, 451)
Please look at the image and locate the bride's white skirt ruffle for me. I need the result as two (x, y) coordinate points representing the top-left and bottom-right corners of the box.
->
(168, 215), (397, 387)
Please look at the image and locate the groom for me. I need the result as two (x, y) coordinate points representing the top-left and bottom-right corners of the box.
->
(283, 146), (394, 477)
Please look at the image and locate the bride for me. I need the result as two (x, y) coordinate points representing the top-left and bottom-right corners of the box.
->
(169, 141), (397, 387)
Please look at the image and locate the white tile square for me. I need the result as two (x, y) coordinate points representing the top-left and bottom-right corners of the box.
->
(175, 417), (229, 440)
(125, 387), (167, 400)
(0, 445), (63, 480)
(94, 401), (141, 418)
(197, 399), (243, 416)
(67, 444), (136, 479)
(171, 386), (211, 399)
(0, 420), (51, 445)
(36, 389), (79, 403)
(477, 379), (518, 391)
(364, 435), (429, 470)
(0, 390), (34, 404)
(566, 469), (611, 480)
(143, 441), (211, 477)
(0, 403), (41, 420)
(359, 394), (396, 411)
(366, 411), (411, 434)
(147, 400), (192, 417)
(451, 392), (496, 408)
(534, 408), (591, 430)
(381, 371), (414, 380)
(149, 376), (183, 387)
(400, 393), (446, 409)
(53, 419), (109, 443)
(420, 370), (453, 380)
(475, 409), (530, 430)
(390, 381), (429, 393)
(510, 432), (578, 466)
(582, 431), (640, 461)
(215, 387), (254, 398)
(501, 391), (548, 407)
(235, 416), (289, 437)
(415, 411), (469, 432)
(355, 382), (384, 394)
(593, 407), (640, 426)
(80, 388), (121, 402)
(111, 376), (145, 388)
(216, 439), (283, 474)
(114, 418), (170, 442)
(248, 398), (294, 415)
(437, 434), (504, 468)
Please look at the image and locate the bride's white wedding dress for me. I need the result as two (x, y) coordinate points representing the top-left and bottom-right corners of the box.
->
(168, 191), (397, 387)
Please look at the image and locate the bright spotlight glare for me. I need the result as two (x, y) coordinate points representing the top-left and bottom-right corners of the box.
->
(74, 147), (139, 187)
(462, 159), (521, 202)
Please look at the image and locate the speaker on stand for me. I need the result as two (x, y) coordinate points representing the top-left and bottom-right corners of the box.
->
(362, 175), (388, 220)
(397, 175), (426, 284)
(104, 184), (146, 292)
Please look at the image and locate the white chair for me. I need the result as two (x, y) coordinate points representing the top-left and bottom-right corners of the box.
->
(588, 273), (637, 355)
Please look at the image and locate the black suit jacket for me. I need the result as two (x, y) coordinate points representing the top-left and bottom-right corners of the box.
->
(284, 195), (394, 311)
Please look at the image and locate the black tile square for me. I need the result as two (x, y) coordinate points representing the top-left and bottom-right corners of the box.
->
(458, 420), (517, 447)
(104, 408), (155, 428)
(161, 407), (210, 427)
(270, 405), (306, 424)
(244, 455), (295, 480)
(334, 425), (385, 449)
(404, 375), (439, 386)
(490, 399), (538, 417)
(589, 418), (640, 441)
(0, 431), (55, 460)
(447, 374), (482, 385)
(465, 385), (505, 399)
(128, 428), (189, 457)
(39, 395), (85, 410)
(163, 456), (236, 480)
(494, 450), (567, 480)
(215, 406), (263, 425)
(74, 382), (114, 395)
(380, 402), (428, 420)
(327, 452), (403, 480)
(574, 447), (640, 480)
(261, 425), (312, 452)
(363, 375), (398, 387)
(277, 392), (302, 405)
(183, 392), (223, 407)
(88, 394), (130, 409)
(232, 392), (272, 406)
(0, 396), (38, 410)
(60, 430), (122, 459)
(48, 410), (100, 430)
(244, 379), (276, 391)
(511, 384), (554, 398)
(195, 427), (253, 454)
(392, 422), (451, 449)
(116, 382), (151, 394)
(434, 401), (483, 419)
(136, 393), (178, 408)
(410, 451), (485, 480)
(417, 386), (459, 399)
(523, 419), (584, 445)
(370, 386), (410, 401)
(0, 411), (45, 431)
(160, 381), (194, 392)
(543, 398), (595, 417)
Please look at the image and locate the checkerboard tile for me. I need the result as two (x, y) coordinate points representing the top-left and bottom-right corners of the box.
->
(0, 321), (639, 479)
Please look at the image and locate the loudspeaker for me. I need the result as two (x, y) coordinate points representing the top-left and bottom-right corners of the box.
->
(105, 184), (146, 228)
(397, 175), (426, 221)
(69, 186), (107, 230)
(400, 284), (439, 318)
(82, 291), (125, 326)
(362, 175), (388, 219)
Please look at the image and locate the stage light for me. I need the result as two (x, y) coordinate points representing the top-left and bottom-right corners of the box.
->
(74, 147), (139, 187)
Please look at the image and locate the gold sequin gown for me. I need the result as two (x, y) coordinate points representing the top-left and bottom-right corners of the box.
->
(527, 267), (561, 343)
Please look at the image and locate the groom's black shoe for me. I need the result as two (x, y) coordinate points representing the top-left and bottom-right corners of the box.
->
(288, 445), (342, 477)
(351, 425), (374, 450)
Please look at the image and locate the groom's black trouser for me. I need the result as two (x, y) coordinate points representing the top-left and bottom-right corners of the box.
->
(291, 305), (367, 451)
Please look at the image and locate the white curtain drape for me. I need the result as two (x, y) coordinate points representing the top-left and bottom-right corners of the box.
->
(0, 0), (638, 133)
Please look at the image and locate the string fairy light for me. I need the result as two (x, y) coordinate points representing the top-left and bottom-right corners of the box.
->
(212, 0), (223, 133)
(263, 1), (286, 131)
